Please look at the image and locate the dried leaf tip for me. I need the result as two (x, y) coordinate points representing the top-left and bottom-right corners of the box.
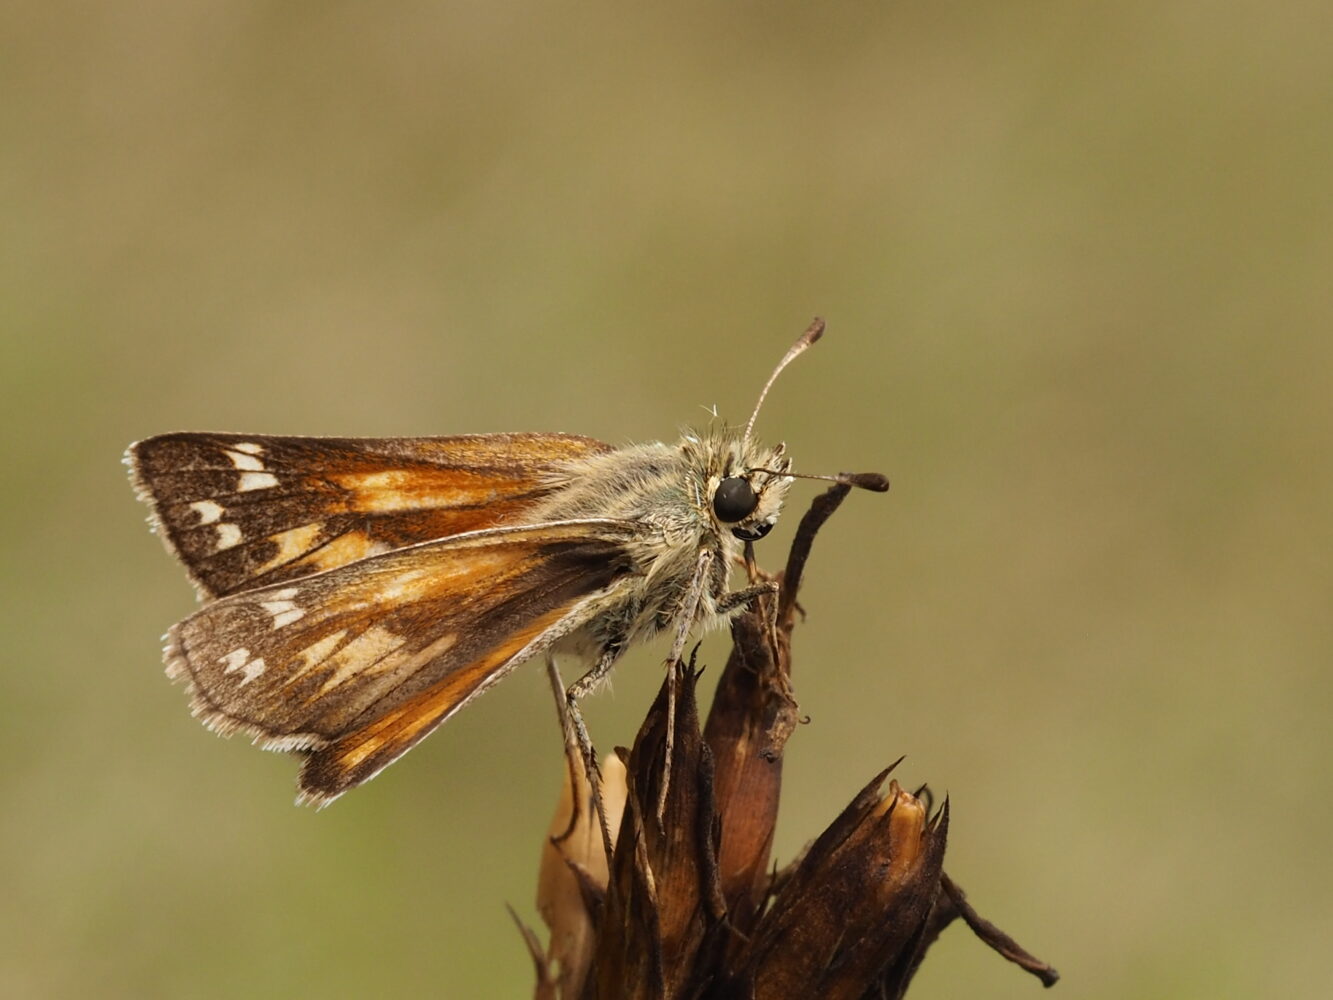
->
(535, 753), (628, 1000)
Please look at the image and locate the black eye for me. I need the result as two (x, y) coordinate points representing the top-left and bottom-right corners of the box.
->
(713, 476), (758, 523)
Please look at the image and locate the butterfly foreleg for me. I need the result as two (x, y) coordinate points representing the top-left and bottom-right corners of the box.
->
(715, 581), (779, 616)
(651, 547), (723, 822)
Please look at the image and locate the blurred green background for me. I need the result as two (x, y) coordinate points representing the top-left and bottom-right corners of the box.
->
(3, 1), (1329, 997)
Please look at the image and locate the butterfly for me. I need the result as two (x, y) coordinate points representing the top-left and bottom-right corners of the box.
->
(126, 319), (887, 805)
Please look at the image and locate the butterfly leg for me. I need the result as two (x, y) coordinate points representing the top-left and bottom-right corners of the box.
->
(650, 548), (721, 821)
(561, 642), (626, 859)
(718, 580), (783, 686)
(715, 581), (779, 616)
(545, 654), (584, 845)
(547, 654), (616, 859)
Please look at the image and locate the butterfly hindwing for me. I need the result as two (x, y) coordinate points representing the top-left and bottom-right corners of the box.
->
(165, 519), (643, 804)
(127, 432), (613, 599)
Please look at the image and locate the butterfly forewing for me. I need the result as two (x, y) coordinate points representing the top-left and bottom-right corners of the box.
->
(128, 432), (612, 598)
(166, 520), (642, 803)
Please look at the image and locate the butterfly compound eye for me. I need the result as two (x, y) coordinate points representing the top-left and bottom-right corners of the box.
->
(713, 476), (759, 523)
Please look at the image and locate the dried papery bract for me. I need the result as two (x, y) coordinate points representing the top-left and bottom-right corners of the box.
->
(534, 753), (628, 999)
(523, 483), (1059, 998)
(700, 601), (784, 940)
(731, 775), (947, 1000)
(591, 664), (725, 999)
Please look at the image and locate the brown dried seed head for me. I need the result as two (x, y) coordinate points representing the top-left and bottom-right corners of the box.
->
(738, 772), (948, 1000)
(704, 600), (789, 934)
(590, 665), (725, 1000)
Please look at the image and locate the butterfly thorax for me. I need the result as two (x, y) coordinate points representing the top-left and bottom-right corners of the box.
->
(525, 426), (793, 649)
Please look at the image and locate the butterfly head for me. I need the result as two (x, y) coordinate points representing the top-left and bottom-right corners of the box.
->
(706, 437), (794, 542)
(688, 317), (863, 545)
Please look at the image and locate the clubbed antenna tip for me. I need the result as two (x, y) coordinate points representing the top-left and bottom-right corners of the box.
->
(839, 472), (890, 492)
(744, 317), (827, 444)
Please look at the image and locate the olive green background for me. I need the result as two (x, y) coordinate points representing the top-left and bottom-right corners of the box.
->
(3, 2), (1329, 997)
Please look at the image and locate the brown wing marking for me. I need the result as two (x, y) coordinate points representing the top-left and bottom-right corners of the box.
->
(128, 432), (612, 598)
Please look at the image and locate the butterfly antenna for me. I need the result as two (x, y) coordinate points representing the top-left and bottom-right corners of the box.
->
(749, 468), (890, 492)
(744, 317), (826, 445)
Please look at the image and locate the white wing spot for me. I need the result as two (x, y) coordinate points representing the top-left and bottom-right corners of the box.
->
(215, 523), (242, 550)
(238, 471), (279, 492)
(261, 593), (305, 629)
(190, 500), (224, 524)
(220, 647), (266, 684)
(231, 442), (265, 455)
(240, 657), (266, 684)
(226, 449), (265, 472)
(221, 648), (250, 672)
